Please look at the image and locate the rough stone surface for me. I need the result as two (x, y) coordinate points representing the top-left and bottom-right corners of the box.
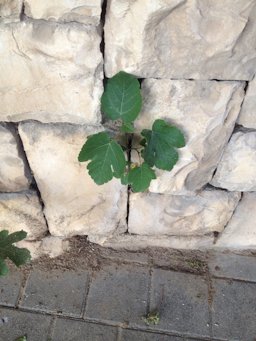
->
(211, 131), (256, 191)
(0, 308), (51, 340)
(24, 0), (103, 25)
(0, 0), (22, 23)
(21, 270), (90, 316)
(128, 188), (240, 236)
(0, 21), (103, 124)
(85, 264), (149, 324)
(102, 234), (214, 250)
(216, 192), (256, 249)
(212, 279), (256, 340)
(151, 269), (210, 336)
(105, 0), (256, 80)
(134, 79), (244, 194)
(53, 319), (118, 341)
(0, 190), (47, 240)
(238, 77), (256, 128)
(17, 237), (70, 259)
(0, 124), (31, 192)
(19, 122), (127, 238)
(40, 236), (70, 258)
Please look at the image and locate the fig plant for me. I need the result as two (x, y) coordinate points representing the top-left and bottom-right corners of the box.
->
(0, 230), (31, 276)
(78, 71), (185, 192)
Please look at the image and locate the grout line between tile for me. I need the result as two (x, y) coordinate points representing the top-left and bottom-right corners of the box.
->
(82, 269), (94, 319)
(16, 269), (31, 308)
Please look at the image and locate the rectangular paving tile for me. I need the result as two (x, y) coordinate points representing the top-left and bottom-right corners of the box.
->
(85, 264), (150, 324)
(0, 307), (51, 341)
(0, 270), (23, 307)
(121, 329), (186, 340)
(212, 278), (256, 340)
(209, 253), (256, 282)
(52, 318), (118, 341)
(151, 270), (210, 337)
(20, 269), (89, 316)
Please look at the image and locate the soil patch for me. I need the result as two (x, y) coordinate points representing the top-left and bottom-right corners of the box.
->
(19, 236), (209, 276)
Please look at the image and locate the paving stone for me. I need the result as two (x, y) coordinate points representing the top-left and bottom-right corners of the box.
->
(85, 265), (149, 324)
(20, 270), (89, 317)
(121, 329), (186, 341)
(0, 307), (51, 341)
(0, 271), (23, 307)
(212, 279), (256, 340)
(52, 318), (118, 341)
(209, 253), (256, 282)
(151, 270), (210, 337)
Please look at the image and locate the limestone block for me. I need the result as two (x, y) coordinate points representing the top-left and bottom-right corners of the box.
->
(0, 190), (48, 240)
(216, 193), (256, 249)
(0, 21), (103, 124)
(101, 234), (214, 251)
(24, 0), (102, 25)
(238, 78), (256, 128)
(134, 79), (244, 194)
(17, 237), (70, 259)
(0, 125), (31, 192)
(210, 131), (256, 191)
(104, 0), (256, 80)
(19, 122), (127, 238)
(0, 0), (22, 23)
(128, 188), (241, 236)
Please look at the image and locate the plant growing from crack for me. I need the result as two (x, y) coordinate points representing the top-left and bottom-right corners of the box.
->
(0, 230), (31, 276)
(78, 71), (186, 192)
(143, 311), (160, 326)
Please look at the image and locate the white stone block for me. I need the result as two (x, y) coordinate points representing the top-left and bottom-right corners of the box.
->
(238, 78), (256, 129)
(0, 190), (48, 240)
(101, 234), (214, 251)
(0, 0), (22, 23)
(211, 131), (256, 191)
(216, 193), (256, 249)
(0, 21), (103, 124)
(24, 0), (102, 25)
(134, 79), (244, 194)
(128, 188), (241, 236)
(0, 125), (31, 192)
(17, 236), (69, 259)
(19, 122), (127, 238)
(105, 0), (256, 80)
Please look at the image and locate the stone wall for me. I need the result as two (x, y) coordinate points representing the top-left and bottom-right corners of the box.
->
(0, 0), (256, 256)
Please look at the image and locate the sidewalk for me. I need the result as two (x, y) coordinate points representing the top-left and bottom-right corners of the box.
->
(0, 239), (256, 341)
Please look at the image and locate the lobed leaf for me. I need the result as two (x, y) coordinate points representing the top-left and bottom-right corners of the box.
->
(78, 132), (126, 185)
(141, 119), (185, 171)
(0, 230), (31, 276)
(101, 71), (142, 124)
(128, 162), (156, 192)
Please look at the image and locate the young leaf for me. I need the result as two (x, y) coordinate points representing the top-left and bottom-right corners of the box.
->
(78, 132), (126, 185)
(16, 337), (27, 341)
(141, 119), (185, 171)
(120, 172), (129, 185)
(0, 230), (31, 276)
(0, 258), (8, 276)
(101, 71), (142, 123)
(128, 162), (156, 192)
(121, 121), (135, 133)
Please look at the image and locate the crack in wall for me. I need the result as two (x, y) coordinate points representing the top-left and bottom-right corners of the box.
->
(213, 192), (244, 245)
(14, 122), (50, 233)
(20, 0), (25, 21)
